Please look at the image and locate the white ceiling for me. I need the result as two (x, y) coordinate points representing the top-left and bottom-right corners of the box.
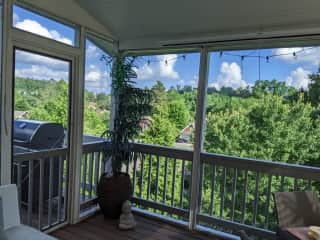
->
(76, 0), (320, 50)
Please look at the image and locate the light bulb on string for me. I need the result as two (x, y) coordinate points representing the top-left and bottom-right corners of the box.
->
(293, 52), (297, 59)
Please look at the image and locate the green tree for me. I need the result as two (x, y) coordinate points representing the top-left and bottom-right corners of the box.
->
(308, 68), (320, 106)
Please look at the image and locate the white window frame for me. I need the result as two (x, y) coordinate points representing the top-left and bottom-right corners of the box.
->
(0, 0), (117, 226)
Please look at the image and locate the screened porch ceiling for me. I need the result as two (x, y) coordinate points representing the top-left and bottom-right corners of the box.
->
(75, 0), (320, 50)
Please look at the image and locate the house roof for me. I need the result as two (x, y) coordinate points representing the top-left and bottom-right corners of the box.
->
(76, 0), (320, 50)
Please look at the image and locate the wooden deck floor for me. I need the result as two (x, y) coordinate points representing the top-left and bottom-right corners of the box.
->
(51, 213), (218, 240)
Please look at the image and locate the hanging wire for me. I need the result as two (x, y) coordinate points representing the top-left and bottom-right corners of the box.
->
(134, 46), (317, 66)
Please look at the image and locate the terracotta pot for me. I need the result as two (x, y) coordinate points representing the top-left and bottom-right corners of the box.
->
(97, 172), (133, 219)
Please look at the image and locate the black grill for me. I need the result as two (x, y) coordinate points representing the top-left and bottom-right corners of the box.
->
(13, 120), (65, 150)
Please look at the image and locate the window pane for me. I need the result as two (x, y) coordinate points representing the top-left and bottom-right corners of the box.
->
(13, 5), (76, 46)
(205, 47), (320, 166)
(13, 49), (70, 226)
(83, 38), (111, 141)
(135, 53), (200, 150)
(14, 49), (70, 131)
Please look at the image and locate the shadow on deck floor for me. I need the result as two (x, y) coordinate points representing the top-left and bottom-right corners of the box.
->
(51, 213), (219, 240)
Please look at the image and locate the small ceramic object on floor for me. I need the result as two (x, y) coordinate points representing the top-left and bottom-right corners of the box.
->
(119, 200), (136, 230)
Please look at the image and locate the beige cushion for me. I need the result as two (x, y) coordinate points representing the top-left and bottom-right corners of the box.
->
(274, 191), (320, 228)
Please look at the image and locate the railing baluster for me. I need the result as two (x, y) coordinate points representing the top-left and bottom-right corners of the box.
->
(307, 179), (312, 190)
(38, 159), (44, 229)
(171, 158), (177, 207)
(94, 152), (100, 196)
(230, 168), (237, 221)
(132, 152), (138, 196)
(48, 157), (54, 227)
(209, 164), (216, 216)
(126, 152), (130, 174)
(198, 163), (204, 212)
(88, 153), (94, 199)
(180, 160), (185, 209)
(294, 178), (298, 191)
(101, 151), (106, 174)
(280, 175), (285, 192)
(155, 155), (160, 202)
(241, 170), (248, 224)
(63, 154), (68, 221)
(139, 154), (145, 198)
(220, 167), (226, 218)
(147, 155), (152, 200)
(264, 174), (272, 229)
(57, 155), (63, 223)
(163, 157), (168, 204)
(253, 172), (260, 226)
(82, 154), (88, 202)
(17, 163), (22, 204)
(27, 159), (33, 226)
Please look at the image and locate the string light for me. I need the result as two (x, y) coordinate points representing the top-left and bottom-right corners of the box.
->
(136, 47), (316, 66)
(293, 52), (297, 59)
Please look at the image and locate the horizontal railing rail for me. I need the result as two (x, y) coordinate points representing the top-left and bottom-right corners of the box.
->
(201, 152), (320, 181)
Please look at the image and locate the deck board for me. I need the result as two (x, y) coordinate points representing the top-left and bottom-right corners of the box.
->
(51, 213), (219, 240)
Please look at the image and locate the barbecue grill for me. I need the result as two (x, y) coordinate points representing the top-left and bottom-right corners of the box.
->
(13, 120), (65, 150)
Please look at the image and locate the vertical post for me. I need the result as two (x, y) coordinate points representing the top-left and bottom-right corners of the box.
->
(0, 0), (14, 185)
(67, 26), (85, 224)
(189, 47), (209, 230)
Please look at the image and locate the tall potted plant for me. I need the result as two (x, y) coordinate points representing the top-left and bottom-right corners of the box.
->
(97, 54), (153, 218)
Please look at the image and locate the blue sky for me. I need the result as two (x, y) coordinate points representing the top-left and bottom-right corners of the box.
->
(13, 4), (320, 95)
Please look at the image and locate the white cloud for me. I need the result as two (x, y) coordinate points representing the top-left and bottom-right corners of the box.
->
(211, 62), (247, 90)
(16, 50), (69, 71)
(86, 71), (101, 82)
(86, 45), (99, 58)
(157, 54), (179, 79)
(133, 64), (154, 80)
(15, 65), (69, 81)
(13, 12), (19, 25)
(135, 54), (179, 81)
(85, 65), (110, 93)
(273, 47), (320, 66)
(15, 50), (70, 81)
(285, 67), (311, 90)
(15, 19), (72, 45)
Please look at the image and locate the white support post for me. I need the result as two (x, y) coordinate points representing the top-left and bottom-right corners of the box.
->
(1, 0), (14, 185)
(189, 47), (210, 230)
(67, 26), (85, 224)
